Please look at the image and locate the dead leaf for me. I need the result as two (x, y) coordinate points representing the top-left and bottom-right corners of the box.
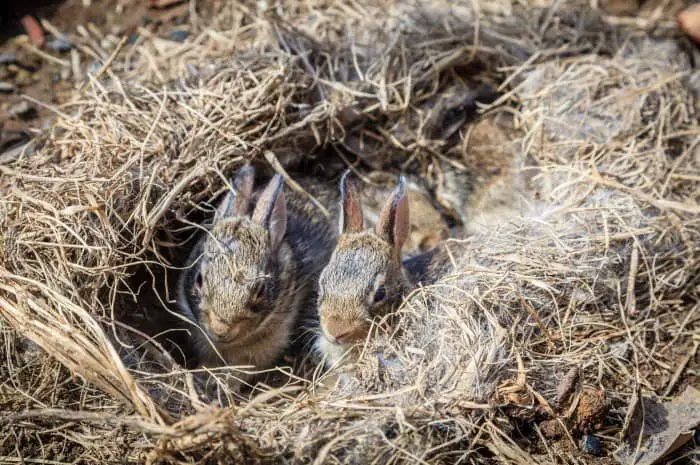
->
(613, 385), (700, 465)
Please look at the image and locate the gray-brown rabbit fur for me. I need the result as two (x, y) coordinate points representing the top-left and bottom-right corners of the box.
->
(315, 171), (462, 367)
(177, 166), (337, 380)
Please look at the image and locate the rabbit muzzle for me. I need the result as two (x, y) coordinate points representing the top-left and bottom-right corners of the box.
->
(204, 311), (257, 344)
(320, 315), (368, 346)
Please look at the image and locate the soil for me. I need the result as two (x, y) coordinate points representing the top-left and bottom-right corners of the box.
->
(0, 0), (214, 158)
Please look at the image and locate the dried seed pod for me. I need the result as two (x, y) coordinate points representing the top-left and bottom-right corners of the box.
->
(556, 366), (580, 409)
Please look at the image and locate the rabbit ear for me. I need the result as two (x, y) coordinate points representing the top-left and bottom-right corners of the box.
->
(376, 176), (409, 253)
(339, 170), (363, 233)
(252, 174), (287, 251)
(215, 165), (255, 221)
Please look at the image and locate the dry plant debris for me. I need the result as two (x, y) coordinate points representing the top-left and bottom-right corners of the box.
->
(0, 0), (698, 463)
(614, 385), (700, 465)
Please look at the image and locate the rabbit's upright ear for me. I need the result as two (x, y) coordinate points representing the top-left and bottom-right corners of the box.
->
(339, 170), (363, 234)
(252, 174), (287, 251)
(376, 176), (409, 254)
(215, 165), (255, 221)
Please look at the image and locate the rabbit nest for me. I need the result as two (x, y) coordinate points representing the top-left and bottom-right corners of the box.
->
(1, 0), (698, 463)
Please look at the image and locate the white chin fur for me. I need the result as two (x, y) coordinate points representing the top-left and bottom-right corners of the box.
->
(315, 335), (354, 368)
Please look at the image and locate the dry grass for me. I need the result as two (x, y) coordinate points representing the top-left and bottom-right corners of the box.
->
(1, 0), (698, 463)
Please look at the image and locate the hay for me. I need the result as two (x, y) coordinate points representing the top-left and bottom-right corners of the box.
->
(1, 0), (698, 463)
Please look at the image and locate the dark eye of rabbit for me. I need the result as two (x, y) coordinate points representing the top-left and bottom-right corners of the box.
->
(443, 106), (465, 125)
(194, 270), (203, 293)
(373, 284), (387, 303)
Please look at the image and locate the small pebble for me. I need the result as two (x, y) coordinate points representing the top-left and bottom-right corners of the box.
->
(0, 81), (15, 93)
(168, 30), (189, 42)
(580, 434), (602, 456)
(0, 53), (17, 65)
(46, 38), (72, 53)
(7, 101), (34, 120)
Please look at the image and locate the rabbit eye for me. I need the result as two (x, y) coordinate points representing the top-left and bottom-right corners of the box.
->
(373, 284), (387, 303)
(444, 106), (464, 124)
(192, 271), (203, 295)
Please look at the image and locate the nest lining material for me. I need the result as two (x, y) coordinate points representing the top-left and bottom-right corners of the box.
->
(1, 0), (698, 463)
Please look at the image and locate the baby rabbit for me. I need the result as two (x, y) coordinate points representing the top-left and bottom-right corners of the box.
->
(315, 171), (461, 368)
(178, 165), (337, 384)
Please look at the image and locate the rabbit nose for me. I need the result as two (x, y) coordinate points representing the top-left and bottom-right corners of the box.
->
(206, 312), (234, 338)
(332, 330), (357, 344)
(324, 319), (366, 345)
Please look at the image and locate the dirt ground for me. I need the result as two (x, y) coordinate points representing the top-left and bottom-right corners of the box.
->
(0, 0), (220, 158)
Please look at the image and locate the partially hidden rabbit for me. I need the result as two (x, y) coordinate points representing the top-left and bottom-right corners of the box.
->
(315, 171), (464, 368)
(177, 165), (337, 384)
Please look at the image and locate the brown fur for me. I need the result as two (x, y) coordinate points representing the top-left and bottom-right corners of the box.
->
(316, 172), (472, 368)
(360, 172), (449, 255)
(316, 173), (412, 367)
(177, 167), (337, 387)
(434, 110), (533, 231)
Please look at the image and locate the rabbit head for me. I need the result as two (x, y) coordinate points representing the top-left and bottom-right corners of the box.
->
(188, 167), (294, 355)
(316, 171), (411, 365)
